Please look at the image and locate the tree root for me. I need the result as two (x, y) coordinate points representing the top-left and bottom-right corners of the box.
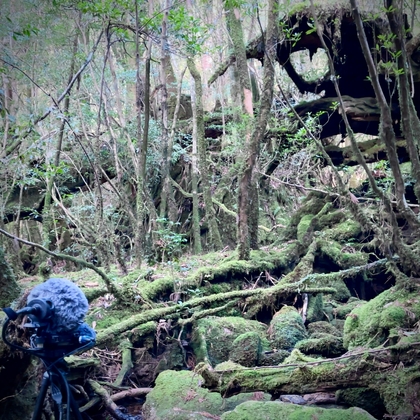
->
(113, 340), (134, 387)
(111, 387), (152, 402)
(88, 380), (138, 420)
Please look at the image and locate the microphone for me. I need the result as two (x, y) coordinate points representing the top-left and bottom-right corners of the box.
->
(27, 278), (89, 333)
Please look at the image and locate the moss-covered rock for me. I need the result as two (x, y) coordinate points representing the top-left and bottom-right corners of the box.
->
(333, 297), (366, 319)
(142, 370), (270, 420)
(306, 294), (325, 323)
(229, 332), (262, 367)
(258, 350), (290, 366)
(343, 286), (420, 349)
(192, 316), (268, 365)
(328, 278), (351, 302)
(336, 387), (386, 419)
(268, 306), (307, 350)
(307, 321), (341, 336)
(220, 401), (377, 420)
(295, 333), (345, 357)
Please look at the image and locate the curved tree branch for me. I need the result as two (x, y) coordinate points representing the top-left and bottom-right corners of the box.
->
(0, 227), (122, 301)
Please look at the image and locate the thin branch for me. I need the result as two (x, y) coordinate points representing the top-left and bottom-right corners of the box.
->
(0, 227), (121, 300)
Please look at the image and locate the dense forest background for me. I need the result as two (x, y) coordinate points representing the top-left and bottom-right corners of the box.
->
(1, 0), (420, 419)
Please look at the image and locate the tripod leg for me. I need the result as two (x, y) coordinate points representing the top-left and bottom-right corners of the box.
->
(32, 372), (50, 420)
(68, 391), (84, 420)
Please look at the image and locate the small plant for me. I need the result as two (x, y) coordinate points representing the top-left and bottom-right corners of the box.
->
(153, 218), (187, 262)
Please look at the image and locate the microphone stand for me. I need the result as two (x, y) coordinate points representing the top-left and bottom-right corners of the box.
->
(2, 316), (95, 420)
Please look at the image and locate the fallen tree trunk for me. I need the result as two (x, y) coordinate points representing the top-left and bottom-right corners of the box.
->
(197, 344), (420, 416)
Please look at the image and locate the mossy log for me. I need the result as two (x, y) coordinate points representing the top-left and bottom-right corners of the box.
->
(96, 285), (336, 347)
(127, 242), (304, 303)
(197, 345), (420, 416)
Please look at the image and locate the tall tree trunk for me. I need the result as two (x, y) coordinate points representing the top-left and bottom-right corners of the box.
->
(190, 80), (203, 254)
(187, 58), (222, 250)
(350, 0), (420, 277)
(350, 0), (419, 230)
(159, 0), (177, 221)
(42, 31), (79, 249)
(386, 0), (420, 203)
(224, 2), (255, 259)
(132, 0), (153, 267)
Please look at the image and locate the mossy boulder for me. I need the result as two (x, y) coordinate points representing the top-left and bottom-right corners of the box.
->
(328, 278), (351, 302)
(229, 332), (262, 367)
(142, 370), (270, 420)
(333, 297), (366, 319)
(268, 306), (307, 350)
(306, 294), (325, 323)
(192, 316), (268, 365)
(343, 286), (420, 350)
(307, 321), (341, 336)
(295, 333), (346, 357)
(258, 350), (290, 366)
(220, 401), (377, 420)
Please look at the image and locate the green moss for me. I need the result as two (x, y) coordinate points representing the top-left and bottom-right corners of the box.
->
(374, 365), (420, 416)
(333, 297), (365, 319)
(295, 333), (345, 357)
(221, 401), (376, 420)
(379, 305), (407, 329)
(306, 294), (325, 322)
(86, 308), (134, 330)
(343, 287), (420, 349)
(229, 332), (262, 367)
(268, 306), (307, 350)
(215, 361), (245, 371)
(318, 210), (346, 228)
(258, 350), (290, 366)
(328, 278), (351, 302)
(328, 219), (362, 242)
(307, 321), (341, 336)
(283, 348), (321, 364)
(0, 247), (20, 307)
(143, 370), (270, 420)
(336, 388), (386, 419)
(297, 214), (315, 241)
(318, 239), (368, 269)
(281, 195), (326, 241)
(192, 316), (268, 366)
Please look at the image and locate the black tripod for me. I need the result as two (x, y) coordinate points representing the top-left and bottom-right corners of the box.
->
(2, 316), (95, 420)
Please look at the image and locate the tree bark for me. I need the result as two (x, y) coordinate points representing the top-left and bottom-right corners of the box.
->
(42, 31), (79, 249)
(224, 3), (255, 260)
(187, 58), (222, 250)
(350, 0), (418, 227)
(190, 78), (203, 254)
(386, 0), (420, 203)
(159, 0), (175, 221)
